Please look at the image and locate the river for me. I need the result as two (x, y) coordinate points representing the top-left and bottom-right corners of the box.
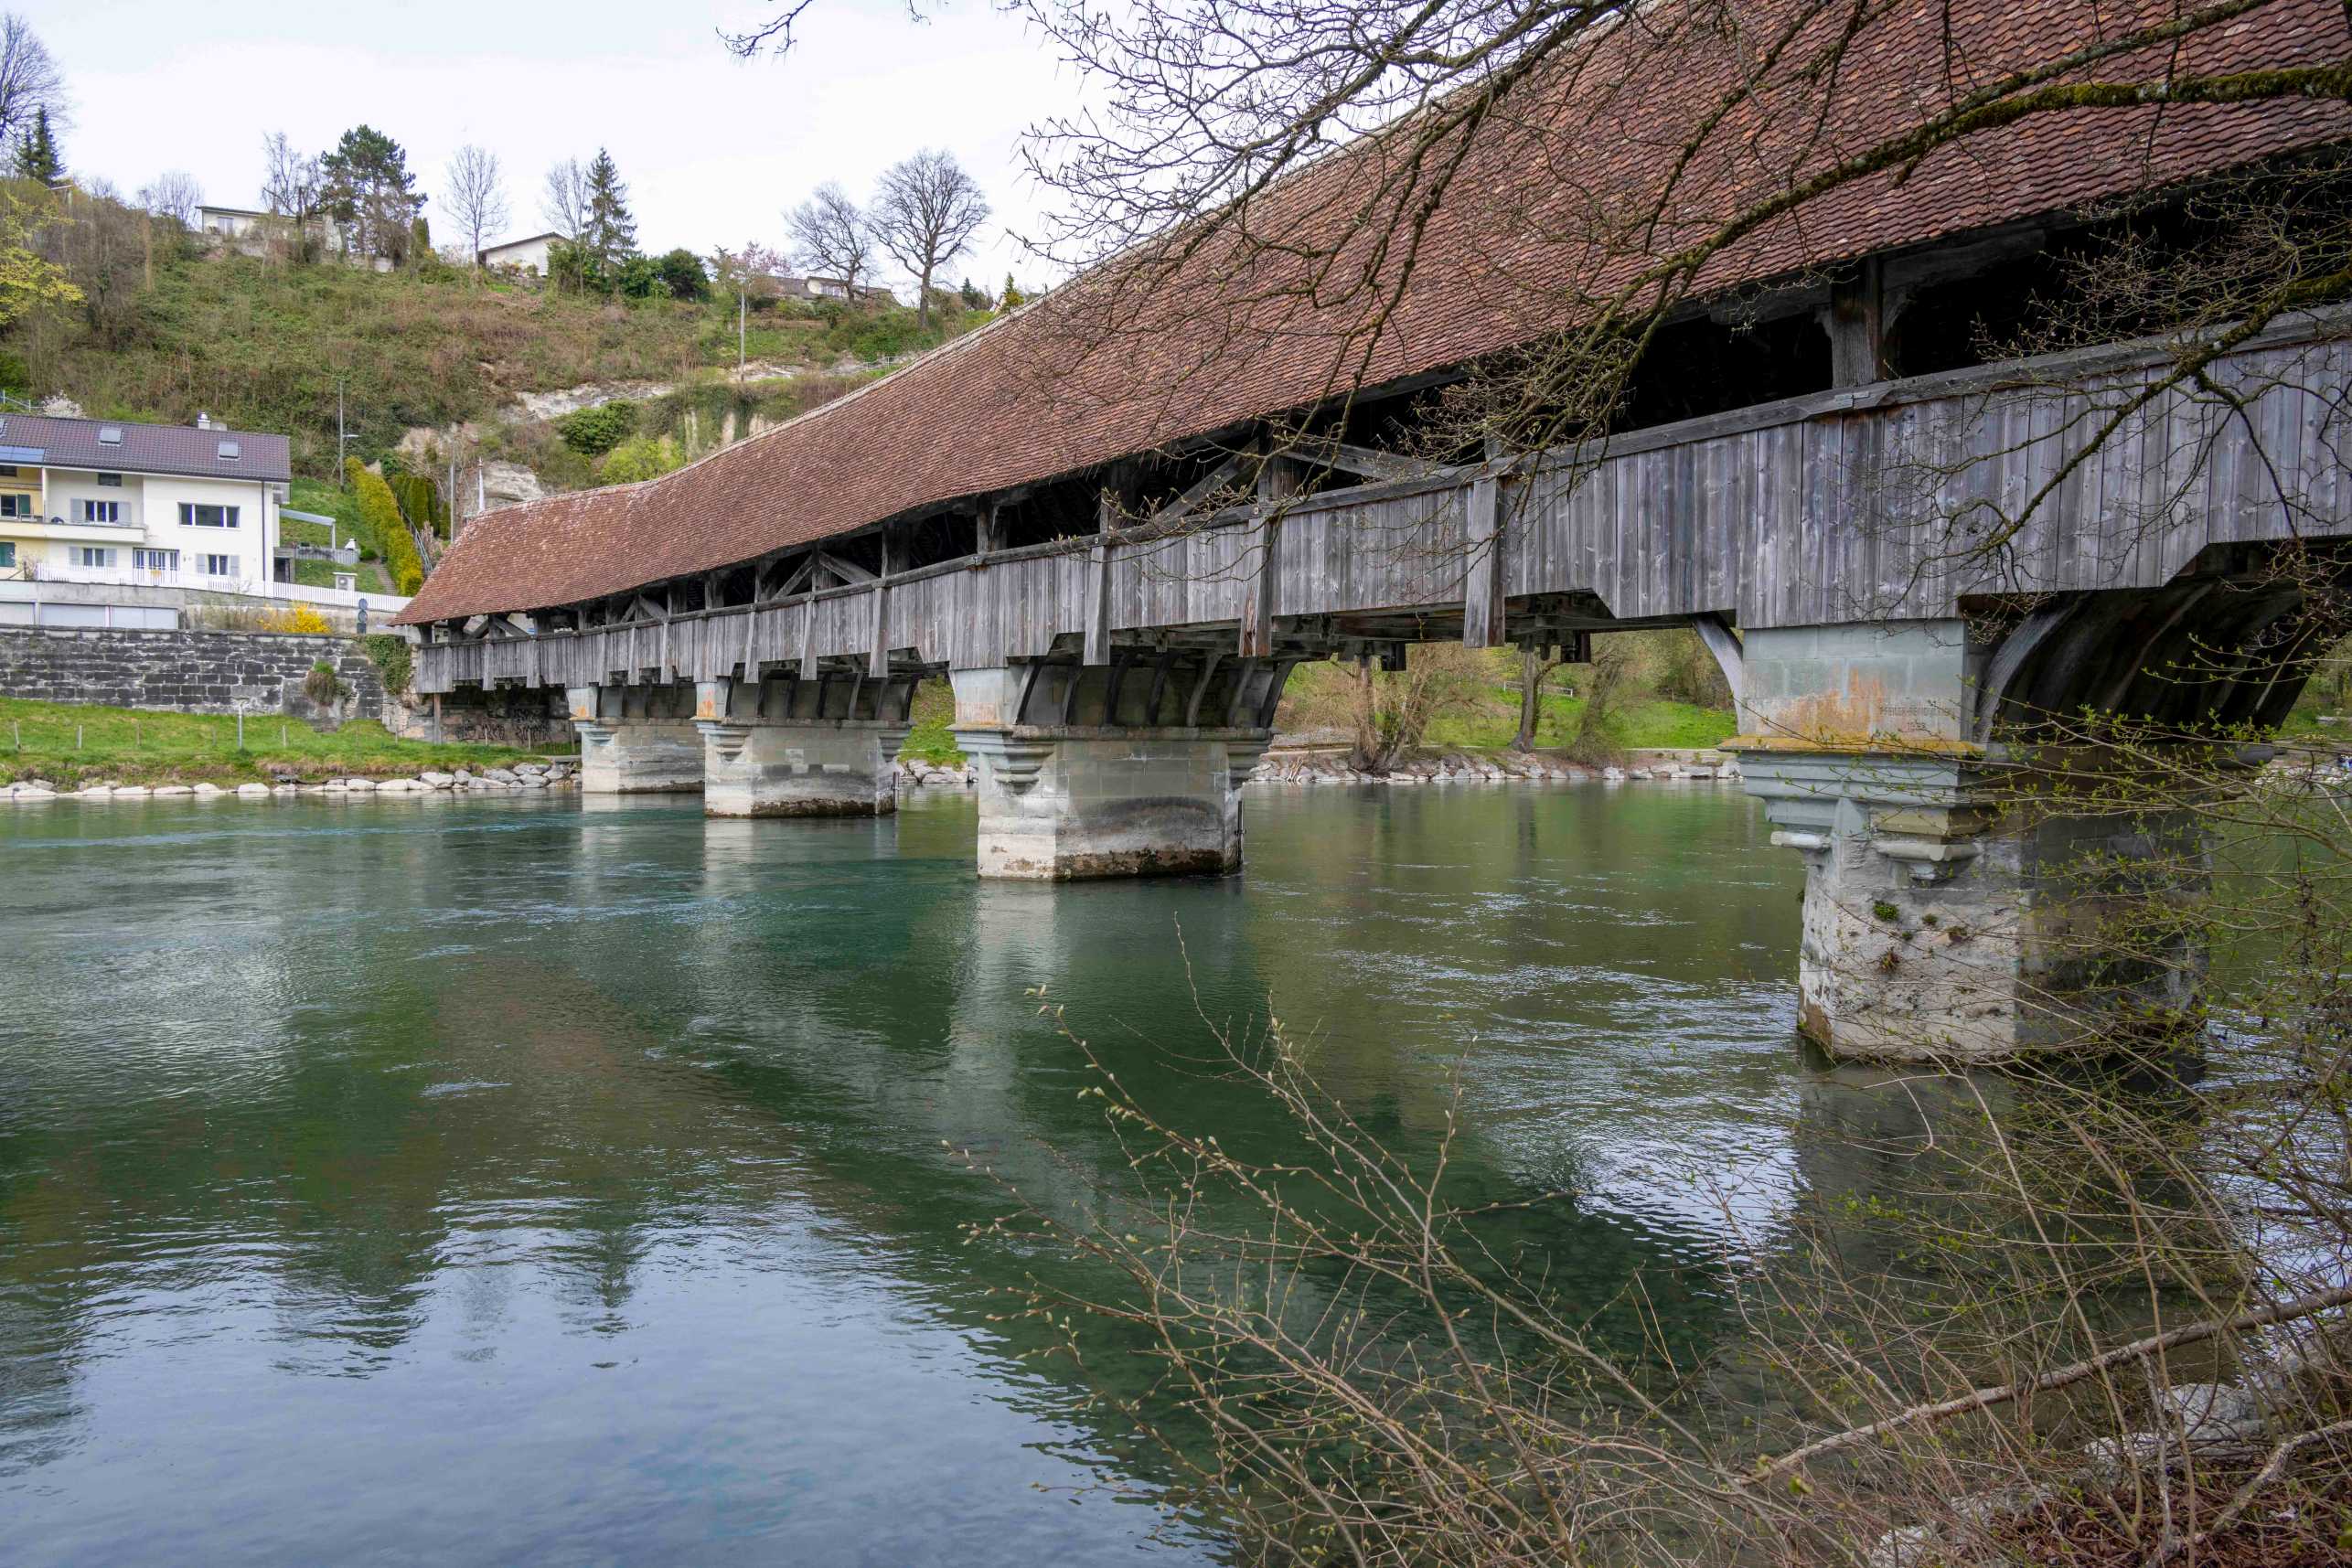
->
(0, 783), (1874, 1564)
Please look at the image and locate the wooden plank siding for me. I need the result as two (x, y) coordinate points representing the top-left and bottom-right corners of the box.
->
(416, 315), (2352, 696)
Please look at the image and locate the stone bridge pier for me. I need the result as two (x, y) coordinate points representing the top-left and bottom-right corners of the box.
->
(692, 673), (912, 818)
(1728, 578), (2325, 1063)
(566, 683), (704, 795)
(949, 656), (1289, 880)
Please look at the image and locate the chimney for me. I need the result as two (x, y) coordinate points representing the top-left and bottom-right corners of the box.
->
(195, 411), (210, 429)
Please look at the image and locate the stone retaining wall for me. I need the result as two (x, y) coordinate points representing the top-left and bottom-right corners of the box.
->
(0, 627), (385, 721)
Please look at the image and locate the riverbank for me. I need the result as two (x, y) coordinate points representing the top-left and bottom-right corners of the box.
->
(1253, 745), (1741, 784)
(5, 759), (579, 801)
(886, 746), (1744, 792)
(0, 696), (547, 791)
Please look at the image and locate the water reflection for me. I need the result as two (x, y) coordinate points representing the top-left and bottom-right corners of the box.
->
(0, 783), (2013, 1564)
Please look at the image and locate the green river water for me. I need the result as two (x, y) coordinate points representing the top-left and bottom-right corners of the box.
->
(0, 783), (1907, 1564)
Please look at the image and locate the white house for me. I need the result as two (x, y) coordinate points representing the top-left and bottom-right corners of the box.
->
(0, 412), (289, 599)
(478, 231), (563, 275)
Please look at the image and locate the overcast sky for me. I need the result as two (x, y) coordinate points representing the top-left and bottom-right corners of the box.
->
(23, 0), (1080, 294)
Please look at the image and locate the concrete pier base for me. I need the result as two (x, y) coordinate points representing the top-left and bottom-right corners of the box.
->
(689, 675), (914, 819)
(1730, 620), (2205, 1063)
(567, 684), (703, 795)
(695, 676), (909, 818)
(954, 728), (1270, 879)
(949, 661), (1286, 880)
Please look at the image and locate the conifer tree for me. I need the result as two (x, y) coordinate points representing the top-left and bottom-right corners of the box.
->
(320, 124), (423, 263)
(11, 105), (58, 185)
(582, 148), (636, 288)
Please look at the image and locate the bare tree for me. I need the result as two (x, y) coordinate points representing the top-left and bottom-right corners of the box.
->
(444, 144), (509, 268)
(540, 157), (591, 240)
(137, 170), (203, 229)
(718, 0), (823, 59)
(0, 13), (64, 155)
(258, 132), (325, 261)
(870, 150), (989, 328)
(785, 182), (873, 297)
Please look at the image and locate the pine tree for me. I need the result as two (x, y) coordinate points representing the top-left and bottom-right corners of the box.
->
(320, 125), (424, 263)
(12, 107), (59, 186)
(582, 149), (636, 288)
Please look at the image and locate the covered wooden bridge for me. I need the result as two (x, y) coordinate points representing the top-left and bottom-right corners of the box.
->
(401, 0), (2352, 1061)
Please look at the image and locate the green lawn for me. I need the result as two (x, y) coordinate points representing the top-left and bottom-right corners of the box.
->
(1420, 690), (1736, 752)
(0, 698), (545, 789)
(901, 678), (964, 765)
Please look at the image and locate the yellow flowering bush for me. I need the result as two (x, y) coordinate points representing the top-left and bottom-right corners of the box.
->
(255, 604), (334, 635)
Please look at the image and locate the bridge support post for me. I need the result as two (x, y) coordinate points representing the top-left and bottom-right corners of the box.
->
(1728, 621), (2205, 1064)
(692, 676), (910, 818)
(565, 683), (704, 795)
(948, 662), (1282, 880)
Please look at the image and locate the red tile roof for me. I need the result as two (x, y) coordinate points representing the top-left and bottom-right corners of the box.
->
(399, 0), (2352, 625)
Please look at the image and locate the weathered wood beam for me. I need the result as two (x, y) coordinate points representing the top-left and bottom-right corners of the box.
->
(813, 549), (876, 586)
(1297, 437), (1437, 482)
(1085, 493), (1114, 665)
(1461, 438), (1506, 650)
(977, 500), (1005, 555)
(1826, 257), (1888, 388)
(870, 525), (893, 677)
(1184, 652), (1225, 726)
(1240, 459), (1301, 657)
(768, 555), (818, 601)
(1153, 452), (1249, 527)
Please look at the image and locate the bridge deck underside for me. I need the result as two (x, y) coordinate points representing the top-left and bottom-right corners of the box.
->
(416, 318), (2352, 697)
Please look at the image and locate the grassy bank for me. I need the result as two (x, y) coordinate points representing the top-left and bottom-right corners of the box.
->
(1278, 660), (1736, 754)
(0, 698), (545, 789)
(1424, 689), (1737, 752)
(902, 679), (964, 765)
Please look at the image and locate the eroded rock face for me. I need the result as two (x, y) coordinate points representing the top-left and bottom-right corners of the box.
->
(479, 461), (549, 508)
(508, 381), (674, 423)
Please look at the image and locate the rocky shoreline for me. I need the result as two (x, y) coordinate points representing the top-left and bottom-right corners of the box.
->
(1249, 747), (1742, 784)
(5, 760), (579, 802)
(9, 748), (1752, 804)
(892, 747), (1744, 791)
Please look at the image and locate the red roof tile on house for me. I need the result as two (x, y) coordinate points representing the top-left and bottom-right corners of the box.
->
(399, 0), (2352, 625)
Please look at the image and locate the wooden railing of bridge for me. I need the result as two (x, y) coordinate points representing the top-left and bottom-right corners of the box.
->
(415, 311), (2351, 698)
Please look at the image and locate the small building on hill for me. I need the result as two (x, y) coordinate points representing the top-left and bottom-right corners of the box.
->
(478, 231), (564, 276)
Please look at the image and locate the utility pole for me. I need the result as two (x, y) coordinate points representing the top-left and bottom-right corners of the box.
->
(738, 285), (747, 385)
(337, 380), (348, 480)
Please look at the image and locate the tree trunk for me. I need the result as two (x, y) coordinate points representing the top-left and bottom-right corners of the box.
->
(916, 261), (935, 328)
(1349, 660), (1385, 773)
(1512, 645), (1552, 752)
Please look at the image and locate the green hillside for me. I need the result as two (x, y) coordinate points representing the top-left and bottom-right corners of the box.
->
(9, 230), (991, 485)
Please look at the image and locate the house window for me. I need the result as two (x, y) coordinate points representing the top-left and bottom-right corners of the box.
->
(97, 473), (123, 487)
(199, 552), (237, 577)
(0, 464), (16, 476)
(134, 548), (178, 571)
(0, 541), (14, 570)
(81, 499), (121, 524)
(72, 546), (115, 568)
(0, 494), (33, 517)
(180, 502), (240, 528)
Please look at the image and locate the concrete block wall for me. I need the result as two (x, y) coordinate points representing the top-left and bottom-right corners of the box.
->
(0, 627), (387, 721)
